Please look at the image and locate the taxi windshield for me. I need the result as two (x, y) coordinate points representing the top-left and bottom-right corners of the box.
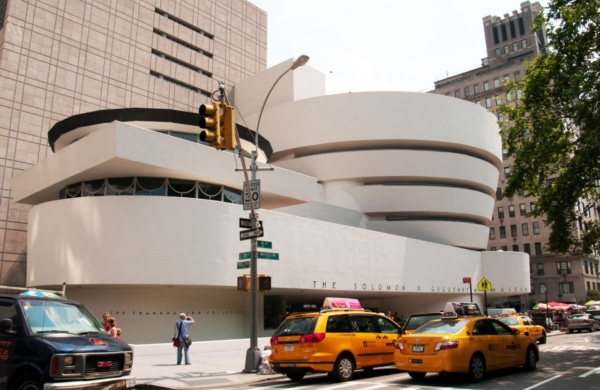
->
(499, 317), (519, 326)
(20, 299), (105, 335)
(412, 319), (469, 335)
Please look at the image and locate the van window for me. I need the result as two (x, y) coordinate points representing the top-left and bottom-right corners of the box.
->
(376, 316), (400, 334)
(326, 315), (352, 332)
(273, 317), (317, 336)
(349, 315), (376, 333)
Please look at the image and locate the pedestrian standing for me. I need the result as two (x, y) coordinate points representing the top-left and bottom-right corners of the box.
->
(175, 313), (194, 365)
(102, 312), (111, 332)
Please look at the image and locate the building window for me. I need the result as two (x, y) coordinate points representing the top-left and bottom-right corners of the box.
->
(455, 90), (460, 98)
(512, 42), (518, 52)
(500, 226), (507, 239)
(504, 166), (511, 178)
(495, 95), (502, 105)
(490, 246), (497, 251)
(524, 243), (531, 254)
(495, 48), (501, 57)
(464, 87), (470, 98)
(502, 149), (509, 160)
(504, 45), (509, 54)
(522, 223), (529, 236)
(534, 242), (542, 255)
(519, 203), (527, 215)
(537, 263), (544, 276)
(474, 84), (480, 94)
(512, 244), (519, 251)
(559, 282), (574, 294)
(508, 205), (515, 217)
(484, 81), (490, 91)
(510, 224), (518, 237)
(507, 92), (513, 102)
(486, 97), (492, 108)
(489, 227), (496, 240)
(496, 187), (502, 199)
(521, 39), (527, 48)
(530, 202), (536, 213)
(518, 189), (525, 197)
(587, 281), (591, 290)
(532, 221), (540, 234)
(556, 261), (571, 275)
(584, 261), (589, 274)
(501, 245), (508, 251)
(530, 283), (535, 294)
(539, 282), (546, 296)
(475, 100), (481, 106)
(516, 89), (523, 99)
(498, 206), (505, 220)
(498, 113), (504, 122)
(494, 78), (500, 88)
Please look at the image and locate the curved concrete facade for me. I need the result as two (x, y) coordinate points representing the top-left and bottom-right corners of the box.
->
(13, 62), (529, 343)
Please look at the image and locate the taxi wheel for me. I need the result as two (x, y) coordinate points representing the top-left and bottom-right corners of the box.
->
(286, 372), (305, 381)
(333, 353), (355, 382)
(468, 353), (486, 382)
(524, 346), (537, 371)
(539, 332), (547, 344)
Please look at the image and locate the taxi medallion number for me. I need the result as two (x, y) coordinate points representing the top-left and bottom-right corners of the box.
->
(412, 344), (424, 352)
(285, 344), (294, 352)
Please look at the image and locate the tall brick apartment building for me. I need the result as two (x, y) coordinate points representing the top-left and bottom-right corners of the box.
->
(430, 1), (600, 308)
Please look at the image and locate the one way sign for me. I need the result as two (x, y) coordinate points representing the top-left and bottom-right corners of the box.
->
(239, 226), (264, 241)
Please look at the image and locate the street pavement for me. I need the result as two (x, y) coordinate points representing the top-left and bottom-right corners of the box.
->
(131, 331), (566, 389)
(132, 337), (281, 389)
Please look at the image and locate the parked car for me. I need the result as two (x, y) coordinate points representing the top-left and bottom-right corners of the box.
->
(567, 313), (600, 333)
(0, 289), (135, 390)
(394, 302), (538, 382)
(269, 297), (401, 382)
(499, 315), (547, 344)
(401, 312), (442, 335)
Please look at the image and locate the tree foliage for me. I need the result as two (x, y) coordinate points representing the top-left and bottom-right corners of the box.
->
(499, 0), (600, 254)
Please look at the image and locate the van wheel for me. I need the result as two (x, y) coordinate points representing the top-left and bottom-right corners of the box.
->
(468, 353), (486, 382)
(524, 346), (537, 371)
(333, 353), (355, 381)
(408, 372), (426, 379)
(286, 372), (305, 381)
(14, 373), (42, 390)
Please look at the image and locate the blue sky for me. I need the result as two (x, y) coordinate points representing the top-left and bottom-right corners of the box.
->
(249, 0), (550, 94)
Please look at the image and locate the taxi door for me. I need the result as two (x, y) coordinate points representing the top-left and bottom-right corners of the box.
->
(348, 315), (380, 367)
(375, 316), (401, 365)
(471, 320), (504, 370)
(490, 319), (522, 367)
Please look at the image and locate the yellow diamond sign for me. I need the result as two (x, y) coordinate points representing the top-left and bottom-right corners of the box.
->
(478, 277), (492, 291)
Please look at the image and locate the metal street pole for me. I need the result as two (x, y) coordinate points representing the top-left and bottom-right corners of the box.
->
(242, 55), (309, 373)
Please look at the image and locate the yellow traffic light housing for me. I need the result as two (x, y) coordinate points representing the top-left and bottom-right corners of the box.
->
(199, 101), (236, 150)
(237, 274), (271, 292)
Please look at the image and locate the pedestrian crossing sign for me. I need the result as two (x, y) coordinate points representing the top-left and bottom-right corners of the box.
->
(478, 277), (492, 291)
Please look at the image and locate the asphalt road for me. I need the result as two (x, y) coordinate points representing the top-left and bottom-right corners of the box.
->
(227, 331), (600, 389)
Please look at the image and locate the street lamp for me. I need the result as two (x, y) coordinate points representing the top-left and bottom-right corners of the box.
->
(242, 55), (309, 373)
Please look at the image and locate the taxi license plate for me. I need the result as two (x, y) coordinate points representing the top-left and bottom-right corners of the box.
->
(412, 344), (424, 352)
(285, 344), (294, 352)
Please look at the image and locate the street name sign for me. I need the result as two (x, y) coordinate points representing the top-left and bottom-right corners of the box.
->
(239, 218), (262, 228)
(257, 240), (272, 249)
(257, 252), (279, 260)
(237, 261), (250, 269)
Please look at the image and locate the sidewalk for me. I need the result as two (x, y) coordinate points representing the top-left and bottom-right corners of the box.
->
(131, 337), (282, 389)
(132, 331), (566, 389)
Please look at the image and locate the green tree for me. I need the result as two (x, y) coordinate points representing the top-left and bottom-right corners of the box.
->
(499, 0), (600, 254)
(587, 289), (600, 301)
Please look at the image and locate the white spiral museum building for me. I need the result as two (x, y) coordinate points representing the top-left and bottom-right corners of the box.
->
(12, 59), (529, 343)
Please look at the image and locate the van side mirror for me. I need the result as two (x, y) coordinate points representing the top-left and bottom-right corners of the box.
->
(0, 319), (16, 335)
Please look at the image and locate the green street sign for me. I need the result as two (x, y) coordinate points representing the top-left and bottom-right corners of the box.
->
(237, 261), (250, 269)
(257, 240), (272, 249)
(239, 252), (251, 260)
(258, 251), (279, 260)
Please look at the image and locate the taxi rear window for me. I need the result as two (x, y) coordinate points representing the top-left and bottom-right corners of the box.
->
(412, 319), (469, 335)
(273, 317), (317, 336)
(500, 317), (519, 326)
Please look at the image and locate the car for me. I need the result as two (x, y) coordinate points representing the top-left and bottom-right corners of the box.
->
(402, 312), (442, 335)
(0, 288), (135, 390)
(268, 297), (401, 382)
(499, 315), (547, 344)
(567, 313), (600, 333)
(394, 302), (539, 382)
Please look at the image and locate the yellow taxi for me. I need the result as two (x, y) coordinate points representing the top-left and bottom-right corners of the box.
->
(269, 297), (401, 382)
(393, 302), (539, 381)
(499, 315), (547, 344)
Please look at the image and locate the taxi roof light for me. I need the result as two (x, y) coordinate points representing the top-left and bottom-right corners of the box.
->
(321, 297), (363, 311)
(442, 302), (483, 319)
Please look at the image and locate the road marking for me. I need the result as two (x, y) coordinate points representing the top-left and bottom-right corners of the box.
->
(579, 366), (600, 378)
(522, 374), (562, 390)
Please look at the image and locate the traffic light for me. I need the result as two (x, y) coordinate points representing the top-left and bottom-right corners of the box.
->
(198, 102), (236, 151)
(237, 275), (250, 292)
(236, 274), (271, 292)
(258, 275), (271, 291)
